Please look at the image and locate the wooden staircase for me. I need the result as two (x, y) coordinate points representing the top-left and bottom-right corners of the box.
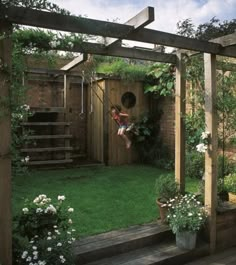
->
(21, 107), (73, 166)
(73, 223), (209, 265)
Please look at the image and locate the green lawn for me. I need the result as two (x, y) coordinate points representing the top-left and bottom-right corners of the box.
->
(12, 165), (200, 238)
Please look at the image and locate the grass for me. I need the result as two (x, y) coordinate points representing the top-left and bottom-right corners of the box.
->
(12, 164), (200, 238)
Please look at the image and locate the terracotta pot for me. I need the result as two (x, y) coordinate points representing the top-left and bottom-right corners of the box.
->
(156, 198), (168, 224)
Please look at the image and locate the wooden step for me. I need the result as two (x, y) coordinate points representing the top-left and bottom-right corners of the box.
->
(82, 240), (209, 265)
(21, 122), (71, 126)
(26, 135), (72, 140)
(73, 223), (172, 265)
(26, 159), (73, 165)
(31, 107), (65, 113)
(21, 147), (73, 152)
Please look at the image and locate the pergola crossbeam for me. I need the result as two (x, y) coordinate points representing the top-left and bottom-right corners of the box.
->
(61, 53), (88, 71)
(1, 5), (236, 58)
(210, 32), (236, 47)
(104, 6), (154, 47)
(67, 42), (176, 63)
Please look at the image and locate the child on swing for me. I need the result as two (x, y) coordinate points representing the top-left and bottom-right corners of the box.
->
(111, 105), (132, 149)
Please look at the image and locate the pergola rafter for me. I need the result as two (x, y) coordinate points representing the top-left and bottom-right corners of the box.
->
(1, 4), (236, 265)
(1, 5), (236, 57)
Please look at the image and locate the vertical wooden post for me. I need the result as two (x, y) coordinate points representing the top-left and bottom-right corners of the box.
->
(204, 53), (217, 253)
(64, 74), (71, 160)
(103, 80), (109, 165)
(0, 21), (12, 265)
(175, 51), (186, 193)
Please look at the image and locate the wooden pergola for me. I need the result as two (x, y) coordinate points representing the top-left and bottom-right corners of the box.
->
(0, 4), (236, 265)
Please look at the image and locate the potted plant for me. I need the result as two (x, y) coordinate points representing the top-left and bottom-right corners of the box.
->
(155, 174), (179, 223)
(166, 193), (208, 250)
(225, 173), (236, 203)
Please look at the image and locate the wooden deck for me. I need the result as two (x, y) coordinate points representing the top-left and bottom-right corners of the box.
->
(185, 246), (236, 265)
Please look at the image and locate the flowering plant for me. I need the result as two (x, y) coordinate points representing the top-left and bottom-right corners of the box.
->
(196, 131), (210, 153)
(166, 193), (208, 234)
(13, 194), (77, 265)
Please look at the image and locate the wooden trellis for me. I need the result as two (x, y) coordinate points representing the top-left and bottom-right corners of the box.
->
(1, 3), (236, 264)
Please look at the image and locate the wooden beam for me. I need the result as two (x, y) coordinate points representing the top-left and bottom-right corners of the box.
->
(105, 6), (154, 46)
(204, 53), (217, 253)
(61, 53), (88, 71)
(2, 5), (236, 58)
(175, 51), (186, 193)
(67, 42), (177, 63)
(0, 21), (12, 265)
(210, 32), (236, 47)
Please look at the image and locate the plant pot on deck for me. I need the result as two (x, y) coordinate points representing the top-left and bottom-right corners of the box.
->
(156, 198), (168, 224)
(176, 231), (197, 250)
(229, 192), (236, 203)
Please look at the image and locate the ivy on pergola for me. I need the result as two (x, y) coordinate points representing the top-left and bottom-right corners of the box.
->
(1, 3), (236, 265)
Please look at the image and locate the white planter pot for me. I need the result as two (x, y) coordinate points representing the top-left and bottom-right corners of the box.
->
(176, 231), (197, 250)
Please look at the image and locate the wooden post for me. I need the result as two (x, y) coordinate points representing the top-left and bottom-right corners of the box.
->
(204, 53), (217, 253)
(64, 74), (71, 160)
(0, 21), (12, 265)
(103, 80), (109, 165)
(175, 51), (186, 193)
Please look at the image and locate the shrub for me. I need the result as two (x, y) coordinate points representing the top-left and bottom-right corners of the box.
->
(155, 174), (179, 202)
(185, 151), (204, 179)
(13, 194), (77, 265)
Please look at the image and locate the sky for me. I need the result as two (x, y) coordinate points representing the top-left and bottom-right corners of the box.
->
(49, 0), (236, 49)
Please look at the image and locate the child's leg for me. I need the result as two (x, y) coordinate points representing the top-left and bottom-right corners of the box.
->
(119, 127), (131, 149)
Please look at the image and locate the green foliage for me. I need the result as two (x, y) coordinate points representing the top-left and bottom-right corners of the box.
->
(131, 112), (172, 166)
(12, 28), (85, 55)
(225, 173), (236, 194)
(185, 151), (204, 179)
(167, 193), (208, 233)
(144, 63), (175, 96)
(218, 155), (236, 179)
(177, 17), (236, 40)
(155, 174), (179, 202)
(96, 59), (147, 81)
(13, 194), (76, 264)
(1, 0), (70, 15)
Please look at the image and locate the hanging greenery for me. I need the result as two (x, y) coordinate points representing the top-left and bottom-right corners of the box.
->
(144, 63), (175, 97)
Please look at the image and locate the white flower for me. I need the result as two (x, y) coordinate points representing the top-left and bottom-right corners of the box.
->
(57, 242), (62, 247)
(53, 225), (58, 228)
(36, 208), (43, 213)
(26, 256), (32, 262)
(68, 219), (73, 224)
(48, 232), (52, 235)
(50, 40), (57, 48)
(32, 246), (37, 250)
(201, 131), (210, 140)
(47, 247), (52, 252)
(21, 251), (28, 259)
(68, 41), (74, 48)
(22, 208), (29, 214)
(72, 229), (76, 232)
(33, 251), (38, 256)
(38, 261), (47, 265)
(45, 204), (57, 214)
(67, 231), (71, 235)
(188, 212), (193, 216)
(196, 143), (208, 153)
(68, 207), (74, 212)
(47, 236), (52, 240)
(58, 195), (66, 201)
